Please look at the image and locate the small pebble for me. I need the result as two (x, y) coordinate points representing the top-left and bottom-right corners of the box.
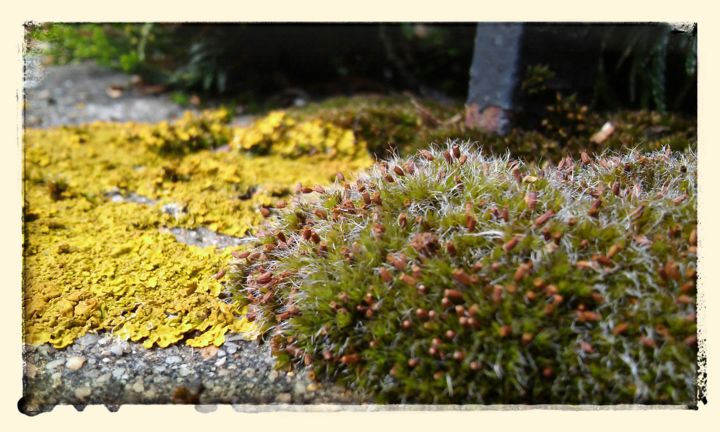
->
(293, 381), (306, 397)
(65, 356), (86, 371)
(225, 343), (238, 354)
(195, 405), (218, 413)
(25, 363), (38, 379)
(97, 373), (111, 384)
(132, 378), (144, 393)
(307, 383), (320, 392)
(275, 393), (292, 403)
(165, 355), (182, 365)
(217, 350), (227, 357)
(50, 372), (62, 387)
(46, 359), (65, 370)
(268, 370), (278, 382)
(110, 344), (125, 356)
(243, 368), (255, 378)
(74, 386), (92, 399)
(179, 366), (192, 377)
(112, 367), (125, 380)
(78, 333), (99, 346)
(215, 357), (227, 367)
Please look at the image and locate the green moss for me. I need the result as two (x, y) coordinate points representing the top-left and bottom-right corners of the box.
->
(283, 95), (696, 162)
(230, 143), (697, 404)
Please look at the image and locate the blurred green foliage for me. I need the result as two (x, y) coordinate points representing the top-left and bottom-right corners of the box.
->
(26, 23), (696, 114)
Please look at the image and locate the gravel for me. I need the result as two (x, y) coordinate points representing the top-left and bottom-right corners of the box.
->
(22, 335), (365, 415)
(23, 60), (192, 128)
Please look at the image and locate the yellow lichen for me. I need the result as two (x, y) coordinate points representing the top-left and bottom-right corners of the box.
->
(23, 110), (372, 348)
(231, 110), (368, 159)
(133, 108), (234, 154)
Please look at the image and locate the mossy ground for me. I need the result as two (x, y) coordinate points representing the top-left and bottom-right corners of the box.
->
(287, 94), (696, 162)
(230, 143), (697, 404)
(23, 111), (372, 348)
(24, 94), (697, 404)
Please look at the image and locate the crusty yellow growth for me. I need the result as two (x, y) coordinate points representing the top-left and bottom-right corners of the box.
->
(231, 110), (367, 158)
(135, 108), (234, 154)
(23, 111), (372, 348)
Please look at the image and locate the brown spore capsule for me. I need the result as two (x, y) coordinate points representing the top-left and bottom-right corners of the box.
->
(387, 253), (408, 271)
(444, 289), (465, 303)
(452, 145), (461, 159)
(664, 260), (680, 281)
(378, 267), (393, 283)
(498, 325), (512, 338)
(255, 271), (273, 284)
(588, 198), (602, 217)
(340, 354), (360, 365)
(398, 212), (408, 228)
(420, 150), (435, 161)
(525, 191), (538, 210)
(612, 322), (629, 336)
(503, 237), (520, 253)
(452, 269), (473, 286)
(466, 214), (477, 231)
(534, 210), (555, 227)
(593, 255), (613, 267)
(581, 151), (591, 165)
(400, 273), (417, 287)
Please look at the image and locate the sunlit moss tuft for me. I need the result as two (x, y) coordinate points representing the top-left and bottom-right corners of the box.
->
(230, 143), (697, 404)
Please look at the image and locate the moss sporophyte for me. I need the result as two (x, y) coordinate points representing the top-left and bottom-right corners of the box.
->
(231, 143), (697, 404)
(23, 109), (372, 349)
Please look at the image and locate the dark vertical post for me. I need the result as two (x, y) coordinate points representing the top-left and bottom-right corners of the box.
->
(465, 23), (524, 135)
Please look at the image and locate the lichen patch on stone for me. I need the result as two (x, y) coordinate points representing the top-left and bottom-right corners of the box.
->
(24, 110), (372, 348)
